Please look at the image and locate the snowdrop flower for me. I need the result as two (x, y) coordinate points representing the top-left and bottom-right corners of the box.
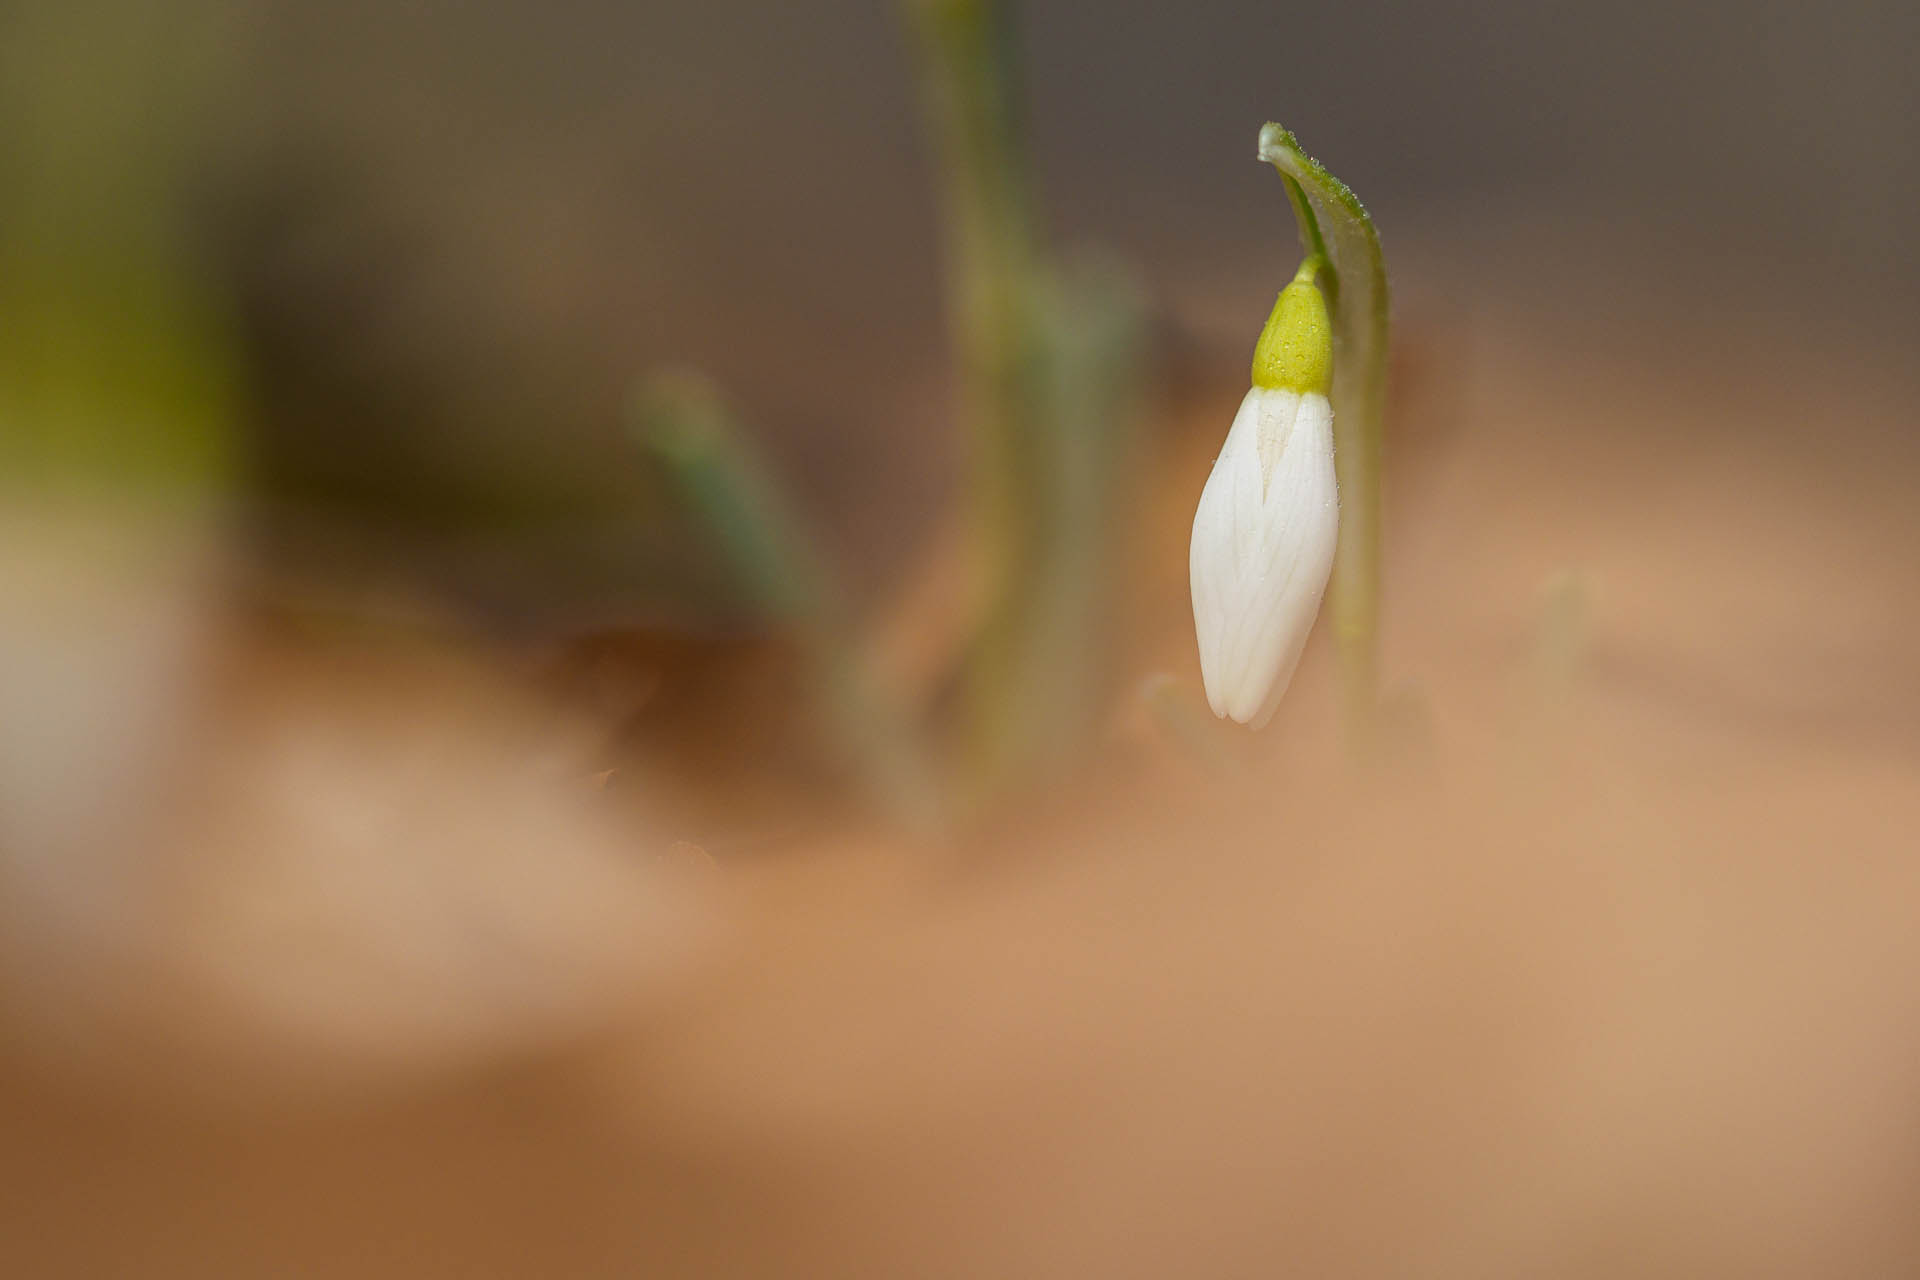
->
(1189, 262), (1339, 727)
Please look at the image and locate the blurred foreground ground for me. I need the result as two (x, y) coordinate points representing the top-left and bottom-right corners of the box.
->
(3, 258), (1919, 1277)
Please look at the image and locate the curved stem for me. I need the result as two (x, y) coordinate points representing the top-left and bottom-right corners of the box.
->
(1280, 175), (1333, 307)
(1291, 253), (1329, 289)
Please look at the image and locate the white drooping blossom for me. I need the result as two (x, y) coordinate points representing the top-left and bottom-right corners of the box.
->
(1189, 264), (1339, 727)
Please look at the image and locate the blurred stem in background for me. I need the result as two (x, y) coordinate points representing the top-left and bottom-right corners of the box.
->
(0, 0), (244, 505)
(636, 0), (1145, 831)
(1257, 124), (1388, 750)
(634, 376), (947, 836)
(904, 0), (1145, 799)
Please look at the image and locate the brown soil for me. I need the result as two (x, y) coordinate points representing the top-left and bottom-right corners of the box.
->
(3, 277), (1918, 1277)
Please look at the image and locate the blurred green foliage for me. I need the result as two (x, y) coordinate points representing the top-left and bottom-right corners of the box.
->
(0, 0), (243, 498)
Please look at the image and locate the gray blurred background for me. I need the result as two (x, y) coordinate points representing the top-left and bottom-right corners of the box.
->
(13, 0), (1920, 609)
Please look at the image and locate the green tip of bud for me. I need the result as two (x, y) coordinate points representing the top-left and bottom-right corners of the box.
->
(1251, 262), (1332, 395)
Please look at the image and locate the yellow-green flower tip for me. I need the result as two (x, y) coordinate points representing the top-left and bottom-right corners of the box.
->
(1251, 272), (1332, 395)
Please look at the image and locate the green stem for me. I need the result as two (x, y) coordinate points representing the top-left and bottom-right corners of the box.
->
(901, 0), (1048, 790)
(634, 376), (947, 836)
(1291, 253), (1329, 289)
(1257, 123), (1389, 750)
(1280, 175), (1333, 302)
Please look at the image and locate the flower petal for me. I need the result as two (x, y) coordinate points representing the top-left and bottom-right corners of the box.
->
(1189, 388), (1338, 726)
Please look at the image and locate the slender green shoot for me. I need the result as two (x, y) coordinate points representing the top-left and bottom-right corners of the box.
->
(902, 0), (1147, 796)
(633, 376), (947, 836)
(901, 0), (1042, 788)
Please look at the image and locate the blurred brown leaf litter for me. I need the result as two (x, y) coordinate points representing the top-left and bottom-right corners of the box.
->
(6, 280), (1920, 1276)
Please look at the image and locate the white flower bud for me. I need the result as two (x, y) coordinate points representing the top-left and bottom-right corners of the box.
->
(1189, 268), (1339, 727)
